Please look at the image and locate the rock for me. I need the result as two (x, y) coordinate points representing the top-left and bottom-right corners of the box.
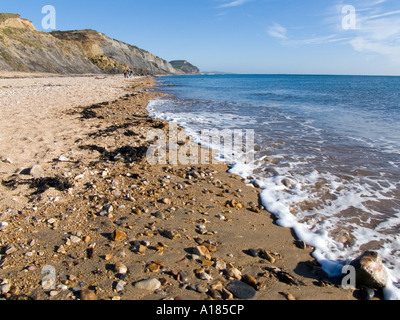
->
(193, 245), (212, 261)
(208, 288), (222, 299)
(49, 290), (59, 297)
(214, 259), (227, 271)
(115, 262), (128, 275)
(161, 229), (180, 240)
(241, 274), (258, 289)
(294, 240), (307, 250)
(57, 155), (69, 162)
(178, 271), (189, 283)
(0, 222), (8, 232)
(247, 249), (259, 257)
(258, 249), (276, 263)
(5, 244), (17, 255)
(115, 280), (126, 292)
(69, 235), (81, 244)
(57, 245), (67, 254)
(226, 267), (242, 280)
(161, 198), (171, 205)
(0, 282), (11, 295)
(41, 277), (56, 291)
(112, 229), (127, 242)
(226, 281), (256, 300)
(133, 278), (161, 292)
(281, 291), (296, 300)
(198, 271), (213, 281)
(30, 165), (44, 178)
(225, 200), (243, 209)
(350, 251), (388, 289)
(80, 288), (97, 300)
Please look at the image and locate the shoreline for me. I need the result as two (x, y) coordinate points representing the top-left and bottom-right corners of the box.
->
(0, 73), (357, 300)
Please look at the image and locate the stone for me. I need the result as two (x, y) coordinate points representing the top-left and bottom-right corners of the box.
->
(41, 277), (56, 291)
(5, 244), (17, 255)
(214, 259), (227, 271)
(133, 278), (161, 292)
(226, 281), (256, 300)
(80, 288), (97, 300)
(30, 165), (44, 178)
(350, 251), (388, 289)
(58, 155), (69, 162)
(226, 267), (242, 280)
(1, 282), (11, 295)
(115, 262), (128, 275)
(241, 274), (258, 289)
(258, 249), (276, 263)
(0, 222), (9, 231)
(193, 245), (212, 260)
(161, 198), (171, 205)
(247, 249), (259, 257)
(115, 280), (126, 292)
(112, 229), (127, 242)
(162, 229), (180, 240)
(178, 271), (189, 283)
(198, 271), (213, 281)
(69, 235), (81, 244)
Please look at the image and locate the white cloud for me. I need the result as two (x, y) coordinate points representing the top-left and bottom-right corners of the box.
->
(269, 1), (400, 66)
(219, 0), (252, 8)
(268, 23), (288, 40)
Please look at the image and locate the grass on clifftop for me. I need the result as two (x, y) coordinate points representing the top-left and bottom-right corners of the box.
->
(0, 13), (20, 23)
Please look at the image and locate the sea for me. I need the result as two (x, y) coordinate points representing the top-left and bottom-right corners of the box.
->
(147, 74), (400, 299)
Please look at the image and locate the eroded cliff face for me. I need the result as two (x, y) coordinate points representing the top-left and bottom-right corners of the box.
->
(0, 14), (182, 75)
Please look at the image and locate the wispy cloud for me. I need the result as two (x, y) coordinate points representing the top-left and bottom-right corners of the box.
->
(268, 23), (287, 40)
(268, 1), (400, 64)
(218, 0), (252, 8)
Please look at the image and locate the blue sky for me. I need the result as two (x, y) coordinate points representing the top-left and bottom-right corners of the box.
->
(2, 0), (400, 75)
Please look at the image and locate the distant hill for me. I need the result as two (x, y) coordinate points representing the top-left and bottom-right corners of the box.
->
(0, 13), (183, 75)
(170, 60), (200, 74)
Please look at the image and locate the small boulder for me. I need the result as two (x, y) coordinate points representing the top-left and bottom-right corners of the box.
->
(350, 251), (388, 289)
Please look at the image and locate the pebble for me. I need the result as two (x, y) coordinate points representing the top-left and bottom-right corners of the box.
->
(226, 267), (242, 280)
(1, 282), (11, 295)
(115, 262), (128, 275)
(214, 259), (227, 271)
(112, 229), (127, 242)
(248, 248), (259, 257)
(133, 278), (161, 292)
(161, 198), (171, 205)
(49, 290), (59, 297)
(193, 246), (212, 261)
(58, 155), (69, 162)
(5, 244), (17, 255)
(30, 165), (45, 178)
(226, 281), (257, 300)
(69, 235), (81, 244)
(178, 271), (189, 283)
(80, 288), (97, 300)
(198, 271), (213, 281)
(0, 222), (8, 231)
(57, 245), (67, 254)
(115, 280), (126, 292)
(41, 278), (56, 291)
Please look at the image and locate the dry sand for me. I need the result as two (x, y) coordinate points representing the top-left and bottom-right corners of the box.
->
(0, 72), (358, 301)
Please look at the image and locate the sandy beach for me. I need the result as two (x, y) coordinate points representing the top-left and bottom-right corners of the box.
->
(0, 72), (357, 300)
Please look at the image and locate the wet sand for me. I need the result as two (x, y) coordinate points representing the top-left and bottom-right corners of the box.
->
(0, 72), (357, 300)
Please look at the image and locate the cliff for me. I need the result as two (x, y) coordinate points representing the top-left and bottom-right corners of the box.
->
(170, 60), (200, 74)
(0, 13), (182, 75)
